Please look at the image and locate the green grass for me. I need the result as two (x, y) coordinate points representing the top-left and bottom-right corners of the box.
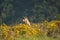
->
(0, 35), (60, 40)
(15, 35), (60, 40)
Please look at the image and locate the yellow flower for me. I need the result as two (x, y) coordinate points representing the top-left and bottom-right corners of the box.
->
(50, 23), (55, 27)
(16, 30), (19, 35)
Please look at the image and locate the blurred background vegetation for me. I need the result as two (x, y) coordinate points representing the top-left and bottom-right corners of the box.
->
(0, 0), (60, 25)
(0, 0), (60, 40)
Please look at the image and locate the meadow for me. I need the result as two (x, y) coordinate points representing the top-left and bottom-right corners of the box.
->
(0, 20), (60, 40)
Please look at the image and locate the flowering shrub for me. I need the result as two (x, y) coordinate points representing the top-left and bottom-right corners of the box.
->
(0, 20), (60, 40)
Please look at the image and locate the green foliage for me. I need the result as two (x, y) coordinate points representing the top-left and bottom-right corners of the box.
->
(0, 0), (60, 24)
(32, 0), (60, 21)
(1, 0), (15, 24)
